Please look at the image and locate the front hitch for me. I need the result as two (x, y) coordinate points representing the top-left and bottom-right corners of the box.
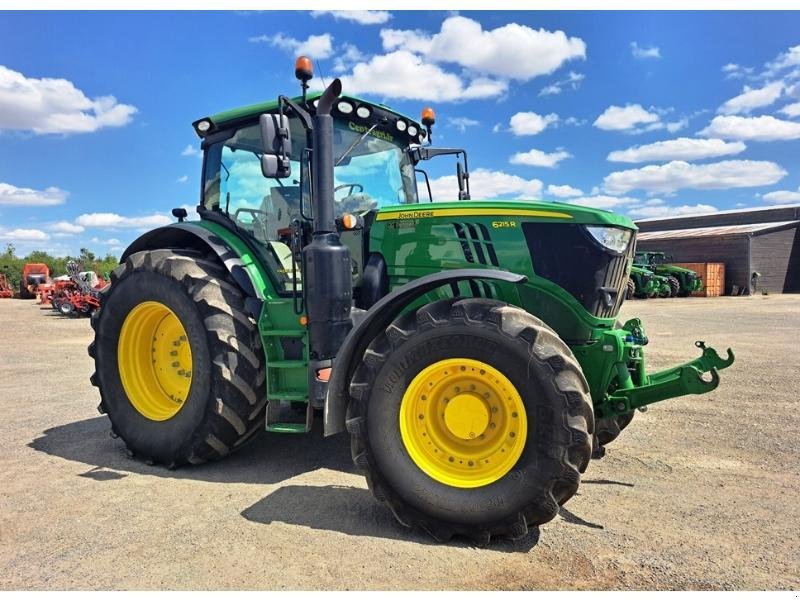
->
(596, 341), (735, 418)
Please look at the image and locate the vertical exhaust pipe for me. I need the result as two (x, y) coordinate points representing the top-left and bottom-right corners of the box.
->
(303, 78), (352, 360)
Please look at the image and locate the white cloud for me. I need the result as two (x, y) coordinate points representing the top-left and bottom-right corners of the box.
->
(49, 221), (85, 234)
(538, 71), (584, 96)
(779, 102), (800, 118)
(181, 144), (199, 157)
(721, 63), (754, 80)
(508, 112), (559, 136)
(310, 10), (391, 25)
(631, 42), (661, 60)
(665, 118), (688, 133)
(546, 184), (583, 198)
(333, 43), (366, 74)
(0, 182), (68, 206)
(510, 148), (571, 168)
(603, 160), (786, 194)
(0, 65), (136, 135)
(337, 50), (507, 102)
(718, 81), (784, 115)
(627, 203), (718, 219)
(380, 16), (586, 82)
(75, 212), (172, 229)
(429, 168), (543, 201)
(761, 187), (800, 204)
(765, 45), (800, 77)
(699, 115), (800, 141)
(250, 33), (334, 60)
(447, 117), (479, 132)
(563, 116), (586, 126)
(0, 228), (49, 241)
(90, 237), (122, 245)
(607, 137), (747, 163)
(176, 175), (188, 183)
(593, 104), (660, 131)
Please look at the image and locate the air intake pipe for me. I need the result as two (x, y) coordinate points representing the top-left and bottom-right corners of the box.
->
(303, 78), (353, 360)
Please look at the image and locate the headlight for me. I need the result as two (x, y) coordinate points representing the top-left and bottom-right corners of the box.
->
(585, 226), (632, 254)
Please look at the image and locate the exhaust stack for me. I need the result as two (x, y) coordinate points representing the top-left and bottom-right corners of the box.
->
(303, 78), (352, 360)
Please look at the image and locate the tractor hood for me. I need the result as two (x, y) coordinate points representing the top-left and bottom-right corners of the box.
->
(375, 200), (637, 229)
(659, 264), (697, 275)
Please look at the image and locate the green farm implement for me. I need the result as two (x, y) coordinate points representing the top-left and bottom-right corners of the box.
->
(628, 264), (671, 299)
(89, 58), (734, 544)
(635, 251), (704, 297)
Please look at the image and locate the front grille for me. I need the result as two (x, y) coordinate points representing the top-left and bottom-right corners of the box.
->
(522, 223), (635, 318)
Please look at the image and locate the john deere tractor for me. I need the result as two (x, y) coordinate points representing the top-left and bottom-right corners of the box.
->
(627, 265), (671, 299)
(89, 58), (734, 544)
(635, 251), (703, 297)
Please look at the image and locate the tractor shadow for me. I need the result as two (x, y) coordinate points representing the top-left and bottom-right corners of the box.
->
(29, 415), (356, 485)
(241, 484), (541, 552)
(31, 416), (541, 551)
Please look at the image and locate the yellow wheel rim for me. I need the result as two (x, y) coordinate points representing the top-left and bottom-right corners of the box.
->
(118, 301), (193, 421)
(399, 358), (527, 488)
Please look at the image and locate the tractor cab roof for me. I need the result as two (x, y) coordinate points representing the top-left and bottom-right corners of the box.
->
(194, 91), (425, 146)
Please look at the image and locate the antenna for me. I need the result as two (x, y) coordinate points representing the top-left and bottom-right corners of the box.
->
(315, 59), (328, 90)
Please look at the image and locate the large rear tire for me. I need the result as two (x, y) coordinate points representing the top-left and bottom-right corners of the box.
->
(346, 297), (593, 544)
(89, 249), (266, 466)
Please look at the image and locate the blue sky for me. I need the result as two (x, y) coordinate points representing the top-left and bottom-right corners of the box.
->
(1, 10), (799, 256)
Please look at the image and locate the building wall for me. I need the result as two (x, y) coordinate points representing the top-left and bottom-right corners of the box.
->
(750, 226), (800, 293)
(636, 206), (800, 232)
(636, 235), (751, 294)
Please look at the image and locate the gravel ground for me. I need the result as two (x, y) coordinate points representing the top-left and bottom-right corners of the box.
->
(1, 295), (798, 590)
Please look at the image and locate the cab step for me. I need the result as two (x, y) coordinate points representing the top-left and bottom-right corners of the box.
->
(265, 398), (313, 433)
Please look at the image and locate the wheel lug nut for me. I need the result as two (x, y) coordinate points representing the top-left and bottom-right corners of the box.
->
(172, 361), (179, 368)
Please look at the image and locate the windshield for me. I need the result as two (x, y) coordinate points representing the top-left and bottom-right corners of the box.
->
(202, 116), (419, 227)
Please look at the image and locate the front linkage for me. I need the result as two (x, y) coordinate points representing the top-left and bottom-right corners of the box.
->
(573, 319), (735, 420)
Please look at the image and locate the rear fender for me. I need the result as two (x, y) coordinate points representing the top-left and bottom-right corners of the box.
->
(120, 223), (264, 318)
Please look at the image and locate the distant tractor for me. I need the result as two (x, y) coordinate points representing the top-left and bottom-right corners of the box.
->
(627, 265), (671, 299)
(19, 263), (50, 299)
(635, 251), (703, 297)
(89, 58), (734, 544)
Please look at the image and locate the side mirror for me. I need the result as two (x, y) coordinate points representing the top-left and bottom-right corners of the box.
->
(260, 113), (292, 178)
(456, 161), (470, 200)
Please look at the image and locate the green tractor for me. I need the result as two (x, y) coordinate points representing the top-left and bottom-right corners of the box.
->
(627, 264), (671, 299)
(89, 59), (734, 544)
(634, 251), (703, 297)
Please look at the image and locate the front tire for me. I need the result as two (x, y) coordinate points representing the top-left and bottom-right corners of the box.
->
(346, 297), (593, 544)
(89, 249), (266, 466)
(667, 275), (680, 297)
(625, 278), (636, 300)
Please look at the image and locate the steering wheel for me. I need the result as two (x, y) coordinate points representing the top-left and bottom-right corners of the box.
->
(334, 183), (364, 198)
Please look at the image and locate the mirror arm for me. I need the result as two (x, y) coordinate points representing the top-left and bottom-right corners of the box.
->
(278, 95), (314, 134)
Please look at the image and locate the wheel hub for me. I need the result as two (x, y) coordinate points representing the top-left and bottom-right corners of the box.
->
(399, 358), (527, 488)
(444, 393), (489, 440)
(118, 301), (193, 421)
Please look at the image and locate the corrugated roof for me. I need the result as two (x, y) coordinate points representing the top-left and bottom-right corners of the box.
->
(637, 220), (799, 241)
(635, 203), (800, 223)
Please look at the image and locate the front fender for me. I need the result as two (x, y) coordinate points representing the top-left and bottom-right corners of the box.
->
(324, 268), (527, 436)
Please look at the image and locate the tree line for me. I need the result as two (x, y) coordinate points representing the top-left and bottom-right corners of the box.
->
(0, 244), (119, 292)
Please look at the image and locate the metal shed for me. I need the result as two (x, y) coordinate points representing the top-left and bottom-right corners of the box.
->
(635, 205), (800, 295)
